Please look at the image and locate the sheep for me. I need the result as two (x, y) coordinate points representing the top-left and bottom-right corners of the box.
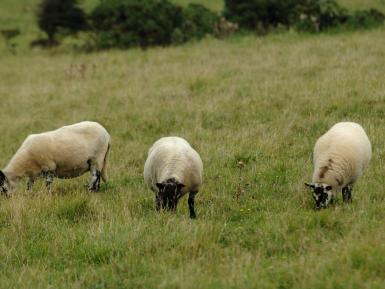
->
(144, 136), (203, 218)
(305, 122), (371, 209)
(0, 121), (111, 196)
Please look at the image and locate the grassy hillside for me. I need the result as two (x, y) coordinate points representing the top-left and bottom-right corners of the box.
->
(1, 0), (385, 52)
(1, 29), (385, 289)
(1, 1), (385, 289)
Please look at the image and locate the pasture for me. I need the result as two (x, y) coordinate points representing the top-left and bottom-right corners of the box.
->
(0, 0), (385, 288)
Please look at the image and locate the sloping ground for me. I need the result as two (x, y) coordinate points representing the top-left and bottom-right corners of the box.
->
(1, 0), (384, 52)
(0, 27), (384, 288)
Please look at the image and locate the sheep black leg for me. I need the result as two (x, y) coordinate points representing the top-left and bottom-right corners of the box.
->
(89, 170), (101, 192)
(155, 194), (161, 211)
(188, 191), (198, 219)
(27, 178), (34, 191)
(342, 185), (352, 203)
(45, 172), (55, 191)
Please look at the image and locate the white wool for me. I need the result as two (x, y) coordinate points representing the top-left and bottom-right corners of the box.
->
(312, 122), (371, 192)
(3, 121), (111, 189)
(144, 136), (203, 195)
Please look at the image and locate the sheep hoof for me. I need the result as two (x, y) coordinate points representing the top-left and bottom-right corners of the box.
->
(88, 186), (99, 192)
(342, 186), (352, 203)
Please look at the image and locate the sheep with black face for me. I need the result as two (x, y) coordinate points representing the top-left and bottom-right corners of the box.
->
(144, 136), (203, 218)
(306, 122), (371, 209)
(0, 121), (111, 196)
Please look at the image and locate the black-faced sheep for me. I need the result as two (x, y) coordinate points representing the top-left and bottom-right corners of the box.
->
(144, 136), (203, 218)
(305, 122), (371, 209)
(0, 121), (110, 195)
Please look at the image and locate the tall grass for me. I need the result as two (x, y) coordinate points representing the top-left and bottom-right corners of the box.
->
(0, 1), (385, 288)
(0, 29), (384, 288)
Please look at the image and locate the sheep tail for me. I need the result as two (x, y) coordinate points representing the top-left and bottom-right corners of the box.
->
(101, 142), (110, 182)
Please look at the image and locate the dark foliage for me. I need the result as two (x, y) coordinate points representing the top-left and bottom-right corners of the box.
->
(346, 9), (385, 29)
(175, 4), (219, 43)
(295, 0), (349, 32)
(223, 0), (303, 30)
(34, 0), (384, 50)
(37, 0), (87, 43)
(224, 0), (384, 33)
(90, 0), (183, 49)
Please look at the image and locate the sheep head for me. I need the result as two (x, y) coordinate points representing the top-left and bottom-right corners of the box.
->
(305, 182), (333, 209)
(156, 178), (185, 211)
(0, 171), (11, 197)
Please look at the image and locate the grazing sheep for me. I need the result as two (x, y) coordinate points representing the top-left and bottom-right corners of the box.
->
(0, 121), (111, 196)
(305, 122), (371, 209)
(144, 136), (203, 218)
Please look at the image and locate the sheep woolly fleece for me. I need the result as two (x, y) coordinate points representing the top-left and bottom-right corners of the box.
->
(144, 136), (203, 195)
(312, 122), (371, 191)
(3, 121), (111, 186)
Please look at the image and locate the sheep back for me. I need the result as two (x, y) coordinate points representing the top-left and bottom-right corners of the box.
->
(312, 122), (371, 189)
(5, 121), (110, 179)
(144, 137), (203, 194)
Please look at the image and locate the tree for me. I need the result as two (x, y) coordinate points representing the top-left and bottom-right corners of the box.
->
(37, 0), (87, 44)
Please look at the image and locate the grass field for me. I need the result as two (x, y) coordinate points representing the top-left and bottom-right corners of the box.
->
(1, 0), (385, 53)
(1, 1), (385, 289)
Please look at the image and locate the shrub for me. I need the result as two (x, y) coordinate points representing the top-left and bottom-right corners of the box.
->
(214, 17), (239, 39)
(224, 0), (347, 31)
(223, 0), (304, 30)
(90, 0), (220, 49)
(37, 0), (87, 44)
(296, 0), (349, 32)
(90, 0), (183, 49)
(318, 0), (349, 29)
(346, 9), (385, 29)
(296, 2), (384, 32)
(224, 0), (384, 33)
(176, 4), (219, 43)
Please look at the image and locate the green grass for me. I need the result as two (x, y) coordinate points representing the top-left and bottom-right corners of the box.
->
(1, 1), (385, 289)
(1, 0), (385, 53)
(339, 0), (385, 11)
(0, 29), (384, 289)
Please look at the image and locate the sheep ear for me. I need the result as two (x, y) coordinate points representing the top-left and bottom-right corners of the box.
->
(0, 171), (6, 183)
(177, 183), (185, 190)
(305, 182), (315, 189)
(156, 183), (164, 190)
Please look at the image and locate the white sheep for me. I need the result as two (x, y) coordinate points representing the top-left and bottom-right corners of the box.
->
(144, 136), (203, 218)
(305, 122), (371, 209)
(0, 121), (111, 195)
